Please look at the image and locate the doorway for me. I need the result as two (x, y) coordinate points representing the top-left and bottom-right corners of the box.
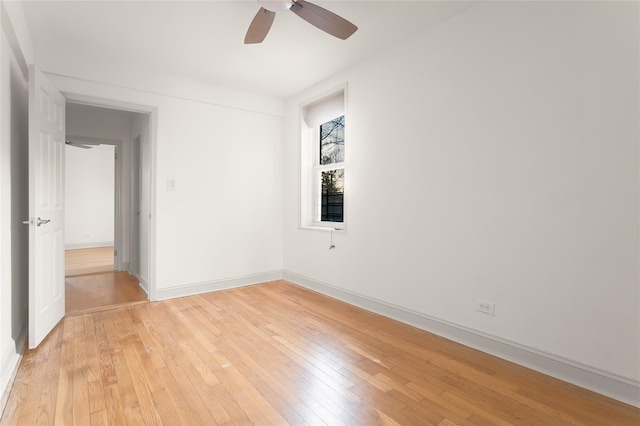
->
(64, 142), (116, 276)
(63, 102), (151, 315)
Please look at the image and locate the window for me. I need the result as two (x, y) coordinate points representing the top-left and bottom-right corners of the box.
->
(317, 116), (345, 222)
(300, 88), (346, 229)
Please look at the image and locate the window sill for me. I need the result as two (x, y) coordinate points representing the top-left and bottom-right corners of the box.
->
(300, 225), (346, 233)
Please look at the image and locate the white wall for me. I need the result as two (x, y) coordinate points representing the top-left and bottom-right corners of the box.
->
(0, 0), (29, 403)
(65, 144), (115, 249)
(48, 71), (284, 300)
(283, 1), (639, 404)
(152, 95), (283, 294)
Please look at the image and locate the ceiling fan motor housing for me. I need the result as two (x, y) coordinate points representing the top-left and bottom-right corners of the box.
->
(258, 0), (294, 12)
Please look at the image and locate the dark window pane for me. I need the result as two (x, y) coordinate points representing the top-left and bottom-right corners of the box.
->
(320, 116), (345, 165)
(321, 169), (344, 222)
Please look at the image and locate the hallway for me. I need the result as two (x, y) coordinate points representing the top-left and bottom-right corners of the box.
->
(65, 246), (114, 276)
(65, 248), (147, 316)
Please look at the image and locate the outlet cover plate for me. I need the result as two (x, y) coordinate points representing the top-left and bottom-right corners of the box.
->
(476, 299), (495, 316)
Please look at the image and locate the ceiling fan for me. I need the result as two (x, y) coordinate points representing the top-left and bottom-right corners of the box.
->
(65, 140), (93, 149)
(245, 0), (358, 44)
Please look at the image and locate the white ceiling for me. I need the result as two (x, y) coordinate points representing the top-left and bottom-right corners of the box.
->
(21, 1), (478, 99)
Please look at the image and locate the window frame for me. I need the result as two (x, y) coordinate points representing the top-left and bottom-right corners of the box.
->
(299, 85), (348, 232)
(312, 115), (345, 226)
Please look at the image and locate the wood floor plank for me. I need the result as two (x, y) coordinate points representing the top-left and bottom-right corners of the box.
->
(53, 318), (75, 426)
(103, 309), (146, 424)
(11, 352), (48, 426)
(94, 318), (117, 388)
(252, 323), (390, 424)
(272, 334), (359, 397)
(84, 315), (107, 415)
(210, 361), (287, 426)
(128, 325), (166, 393)
(35, 324), (64, 426)
(122, 345), (163, 425)
(71, 333), (91, 426)
(2, 280), (638, 426)
(112, 361), (145, 424)
(65, 247), (114, 276)
(102, 383), (127, 426)
(144, 304), (222, 425)
(214, 330), (327, 425)
(153, 367), (196, 424)
(175, 298), (286, 425)
(159, 362), (217, 425)
(442, 391), (519, 426)
(149, 387), (185, 426)
(89, 409), (109, 426)
(135, 328), (168, 372)
(87, 381), (106, 415)
(148, 299), (245, 425)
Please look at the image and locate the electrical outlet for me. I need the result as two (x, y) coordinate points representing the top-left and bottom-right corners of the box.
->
(476, 299), (495, 316)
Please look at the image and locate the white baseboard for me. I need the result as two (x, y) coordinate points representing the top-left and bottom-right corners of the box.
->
(283, 270), (640, 408)
(65, 241), (114, 250)
(0, 326), (27, 414)
(137, 274), (149, 294)
(155, 270), (283, 301)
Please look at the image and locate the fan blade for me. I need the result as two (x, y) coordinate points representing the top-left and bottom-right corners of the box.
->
(65, 141), (93, 149)
(290, 0), (357, 40)
(245, 7), (276, 44)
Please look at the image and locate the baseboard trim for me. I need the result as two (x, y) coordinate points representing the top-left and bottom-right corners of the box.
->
(120, 262), (131, 273)
(137, 275), (149, 294)
(155, 270), (284, 301)
(283, 270), (640, 408)
(65, 242), (114, 250)
(0, 326), (27, 417)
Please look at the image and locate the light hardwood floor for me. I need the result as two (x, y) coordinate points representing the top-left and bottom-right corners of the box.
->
(65, 247), (147, 315)
(1, 281), (638, 425)
(65, 247), (114, 276)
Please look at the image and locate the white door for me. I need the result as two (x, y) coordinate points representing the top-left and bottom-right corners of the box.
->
(27, 66), (65, 348)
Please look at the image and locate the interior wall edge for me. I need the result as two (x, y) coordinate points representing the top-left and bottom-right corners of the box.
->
(282, 270), (640, 408)
(0, 1), (30, 72)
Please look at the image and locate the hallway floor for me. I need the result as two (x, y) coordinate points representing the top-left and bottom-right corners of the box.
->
(65, 271), (148, 316)
(65, 246), (114, 276)
(65, 247), (147, 316)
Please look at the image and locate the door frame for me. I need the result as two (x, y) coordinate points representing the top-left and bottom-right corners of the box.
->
(130, 134), (141, 276)
(63, 92), (158, 301)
